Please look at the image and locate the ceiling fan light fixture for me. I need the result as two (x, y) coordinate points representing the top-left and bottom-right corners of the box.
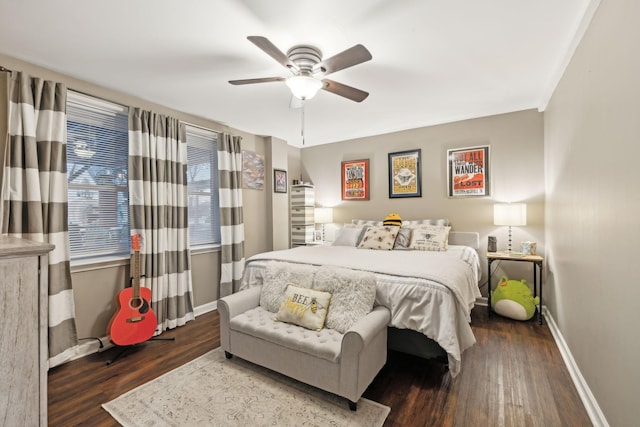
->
(286, 75), (323, 100)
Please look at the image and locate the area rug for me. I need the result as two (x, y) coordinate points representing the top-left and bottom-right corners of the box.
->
(102, 347), (390, 426)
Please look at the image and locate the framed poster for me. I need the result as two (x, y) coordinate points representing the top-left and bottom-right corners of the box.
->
(388, 149), (421, 198)
(273, 169), (287, 193)
(447, 145), (490, 197)
(341, 159), (370, 200)
(242, 150), (265, 190)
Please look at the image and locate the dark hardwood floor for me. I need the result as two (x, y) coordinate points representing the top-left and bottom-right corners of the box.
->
(48, 307), (592, 426)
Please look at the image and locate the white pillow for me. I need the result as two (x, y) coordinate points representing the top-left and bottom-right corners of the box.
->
(408, 225), (451, 251)
(260, 261), (318, 312)
(357, 225), (400, 250)
(275, 285), (332, 331)
(313, 266), (376, 333)
(332, 226), (364, 246)
(393, 226), (413, 249)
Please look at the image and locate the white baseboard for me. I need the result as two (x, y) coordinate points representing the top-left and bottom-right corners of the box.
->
(72, 301), (219, 362)
(194, 300), (218, 316)
(543, 307), (609, 427)
(74, 335), (115, 360)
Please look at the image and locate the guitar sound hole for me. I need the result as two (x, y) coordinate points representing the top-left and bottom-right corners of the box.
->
(129, 297), (149, 313)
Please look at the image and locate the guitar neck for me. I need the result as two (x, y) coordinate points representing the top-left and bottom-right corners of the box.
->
(132, 249), (141, 298)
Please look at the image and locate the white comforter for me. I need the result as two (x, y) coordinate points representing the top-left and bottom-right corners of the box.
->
(241, 245), (482, 377)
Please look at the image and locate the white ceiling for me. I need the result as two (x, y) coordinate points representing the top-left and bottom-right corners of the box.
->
(0, 0), (595, 147)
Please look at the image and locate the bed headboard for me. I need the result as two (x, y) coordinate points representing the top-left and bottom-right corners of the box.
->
(349, 219), (480, 250)
(449, 232), (480, 250)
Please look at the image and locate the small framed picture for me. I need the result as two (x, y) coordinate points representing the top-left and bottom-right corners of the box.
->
(314, 231), (323, 242)
(341, 159), (370, 200)
(388, 149), (422, 198)
(446, 145), (490, 197)
(242, 150), (265, 190)
(274, 169), (287, 193)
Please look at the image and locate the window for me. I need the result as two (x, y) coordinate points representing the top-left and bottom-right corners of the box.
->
(66, 91), (130, 261)
(185, 125), (220, 247)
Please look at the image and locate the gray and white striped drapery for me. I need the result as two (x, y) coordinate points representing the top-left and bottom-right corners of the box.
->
(2, 71), (78, 366)
(217, 133), (245, 297)
(128, 108), (194, 331)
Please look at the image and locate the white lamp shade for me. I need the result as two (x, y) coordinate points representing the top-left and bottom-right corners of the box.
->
(314, 207), (333, 224)
(494, 203), (527, 226)
(285, 75), (323, 100)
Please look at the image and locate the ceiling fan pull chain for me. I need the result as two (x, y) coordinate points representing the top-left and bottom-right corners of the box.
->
(301, 102), (306, 145)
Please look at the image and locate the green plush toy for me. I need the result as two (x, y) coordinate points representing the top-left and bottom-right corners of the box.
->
(491, 276), (540, 321)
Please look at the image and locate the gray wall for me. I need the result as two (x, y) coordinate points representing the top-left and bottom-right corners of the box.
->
(265, 136), (291, 251)
(300, 109), (545, 293)
(544, 1), (639, 425)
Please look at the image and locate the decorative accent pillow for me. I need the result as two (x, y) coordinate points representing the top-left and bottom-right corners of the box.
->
(357, 225), (400, 250)
(313, 266), (377, 333)
(275, 285), (332, 331)
(393, 227), (413, 249)
(408, 225), (451, 251)
(332, 226), (366, 246)
(260, 262), (319, 313)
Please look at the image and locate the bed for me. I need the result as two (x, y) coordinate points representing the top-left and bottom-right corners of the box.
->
(239, 226), (482, 377)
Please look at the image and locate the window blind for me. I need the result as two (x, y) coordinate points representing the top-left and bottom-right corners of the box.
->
(186, 125), (220, 246)
(66, 91), (130, 261)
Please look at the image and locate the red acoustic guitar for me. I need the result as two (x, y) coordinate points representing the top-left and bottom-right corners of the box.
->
(108, 234), (157, 346)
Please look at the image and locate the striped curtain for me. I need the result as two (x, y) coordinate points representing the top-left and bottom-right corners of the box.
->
(217, 133), (245, 297)
(2, 71), (78, 366)
(128, 108), (195, 331)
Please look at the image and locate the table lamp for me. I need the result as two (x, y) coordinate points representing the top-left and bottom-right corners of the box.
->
(493, 203), (527, 253)
(314, 207), (333, 242)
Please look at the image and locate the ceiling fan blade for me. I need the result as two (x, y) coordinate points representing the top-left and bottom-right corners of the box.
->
(229, 77), (285, 85)
(314, 44), (372, 75)
(247, 36), (299, 71)
(321, 79), (369, 102)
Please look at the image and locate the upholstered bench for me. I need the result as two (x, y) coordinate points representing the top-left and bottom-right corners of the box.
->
(219, 285), (390, 410)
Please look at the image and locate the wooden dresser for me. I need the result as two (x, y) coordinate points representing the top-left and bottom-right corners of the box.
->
(0, 236), (54, 426)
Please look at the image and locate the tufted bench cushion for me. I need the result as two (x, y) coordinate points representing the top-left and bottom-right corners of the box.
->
(229, 306), (344, 362)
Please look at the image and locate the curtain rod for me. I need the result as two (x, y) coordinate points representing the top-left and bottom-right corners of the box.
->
(68, 88), (128, 110)
(0, 69), (128, 111)
(71, 89), (221, 133)
(181, 120), (222, 134)
(0, 69), (128, 110)
(2, 65), (225, 134)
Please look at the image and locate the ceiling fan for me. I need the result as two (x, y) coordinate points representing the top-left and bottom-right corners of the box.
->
(229, 36), (372, 103)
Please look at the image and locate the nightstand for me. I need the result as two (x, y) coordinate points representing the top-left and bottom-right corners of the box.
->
(487, 251), (544, 324)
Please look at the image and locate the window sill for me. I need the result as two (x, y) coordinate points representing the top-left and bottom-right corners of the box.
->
(70, 244), (221, 273)
(191, 244), (221, 255)
(70, 255), (130, 273)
